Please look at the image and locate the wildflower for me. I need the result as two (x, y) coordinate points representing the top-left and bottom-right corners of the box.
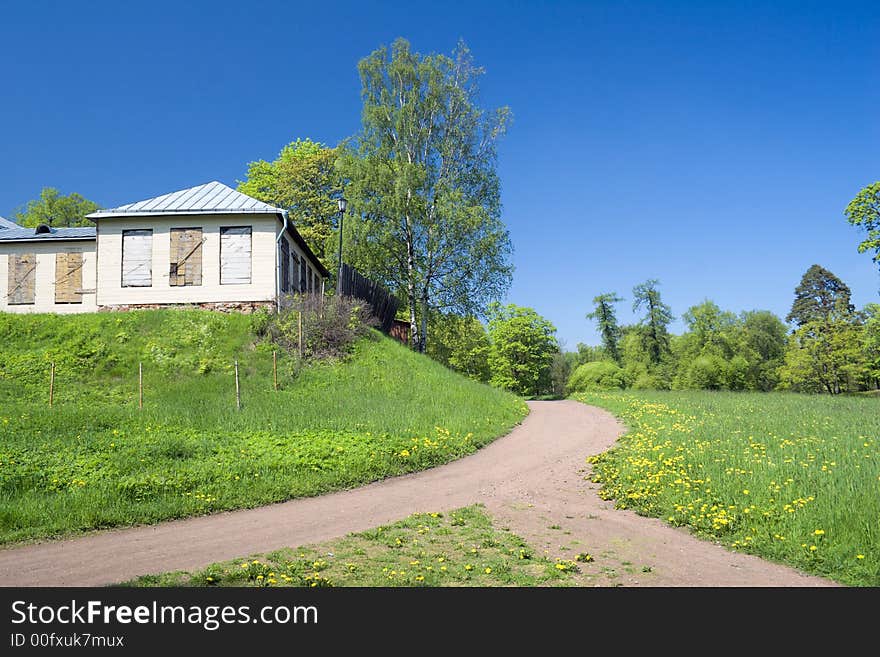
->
(813, 529), (825, 536)
(464, 564), (473, 571)
(484, 567), (492, 574)
(856, 554), (865, 560)
(809, 545), (818, 552)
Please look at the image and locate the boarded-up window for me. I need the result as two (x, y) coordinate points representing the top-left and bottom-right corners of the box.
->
(169, 228), (203, 287)
(220, 227), (252, 285)
(122, 229), (152, 287)
(280, 239), (290, 293)
(291, 252), (299, 292)
(300, 255), (307, 292)
(312, 270), (319, 293)
(55, 252), (83, 303)
(7, 253), (36, 305)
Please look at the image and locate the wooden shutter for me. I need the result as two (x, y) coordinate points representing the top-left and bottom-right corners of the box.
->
(7, 253), (36, 304)
(170, 228), (203, 287)
(122, 230), (152, 287)
(280, 239), (290, 293)
(220, 227), (251, 285)
(55, 252), (83, 303)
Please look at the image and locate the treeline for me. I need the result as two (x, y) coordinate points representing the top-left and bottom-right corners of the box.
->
(568, 265), (879, 395)
(427, 264), (879, 398)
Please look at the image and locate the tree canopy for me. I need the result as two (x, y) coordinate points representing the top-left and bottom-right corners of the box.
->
(238, 138), (342, 260)
(339, 38), (513, 352)
(14, 188), (100, 228)
(786, 264), (854, 326)
(632, 279), (674, 364)
(486, 302), (558, 397)
(586, 293), (623, 364)
(844, 181), (880, 272)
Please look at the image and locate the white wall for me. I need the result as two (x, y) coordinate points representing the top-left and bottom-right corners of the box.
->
(0, 240), (98, 313)
(96, 214), (280, 306)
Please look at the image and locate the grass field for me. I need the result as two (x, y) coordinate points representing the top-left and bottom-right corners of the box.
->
(574, 390), (880, 586)
(0, 311), (527, 545)
(125, 505), (584, 587)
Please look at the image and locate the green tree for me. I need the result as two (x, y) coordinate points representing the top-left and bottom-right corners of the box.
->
(778, 319), (867, 394)
(238, 138), (342, 260)
(844, 181), (880, 273)
(426, 313), (491, 382)
(681, 300), (737, 358)
(550, 350), (578, 397)
(736, 310), (788, 391)
(14, 188), (100, 228)
(863, 304), (880, 389)
(586, 293), (623, 364)
(632, 279), (674, 365)
(486, 302), (558, 397)
(786, 264), (854, 326)
(339, 38), (513, 352)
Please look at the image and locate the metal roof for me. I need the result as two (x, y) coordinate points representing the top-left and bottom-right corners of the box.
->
(87, 181), (283, 218)
(0, 216), (18, 230)
(0, 224), (96, 242)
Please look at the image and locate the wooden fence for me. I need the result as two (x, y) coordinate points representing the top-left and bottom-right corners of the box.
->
(338, 263), (400, 334)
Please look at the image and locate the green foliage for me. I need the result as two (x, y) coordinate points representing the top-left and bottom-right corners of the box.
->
(0, 310), (527, 544)
(338, 38), (513, 352)
(632, 279), (674, 365)
(586, 293), (623, 364)
(786, 264), (854, 326)
(577, 390), (880, 586)
(567, 361), (625, 393)
(777, 318), (869, 394)
(238, 139), (342, 260)
(486, 302), (558, 397)
(844, 181), (880, 270)
(13, 187), (100, 228)
(426, 313), (491, 382)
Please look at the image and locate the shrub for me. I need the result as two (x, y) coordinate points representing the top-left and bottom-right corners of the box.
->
(567, 360), (626, 393)
(259, 293), (378, 361)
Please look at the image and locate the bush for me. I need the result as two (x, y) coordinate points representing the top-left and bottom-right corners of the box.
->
(567, 361), (626, 393)
(258, 293), (378, 361)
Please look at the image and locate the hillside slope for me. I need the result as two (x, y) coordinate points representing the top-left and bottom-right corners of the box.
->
(0, 310), (527, 544)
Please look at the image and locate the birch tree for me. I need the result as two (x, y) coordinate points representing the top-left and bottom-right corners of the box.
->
(340, 38), (513, 352)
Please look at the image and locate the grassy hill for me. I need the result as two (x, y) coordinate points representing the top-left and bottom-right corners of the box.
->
(0, 310), (527, 545)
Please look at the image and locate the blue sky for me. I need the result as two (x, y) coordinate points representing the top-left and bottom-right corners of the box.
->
(1, 1), (878, 347)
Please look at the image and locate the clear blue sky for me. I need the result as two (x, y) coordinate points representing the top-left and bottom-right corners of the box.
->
(2, 1), (878, 347)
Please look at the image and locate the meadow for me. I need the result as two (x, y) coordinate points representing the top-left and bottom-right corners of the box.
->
(575, 390), (880, 586)
(126, 504), (584, 587)
(0, 311), (527, 545)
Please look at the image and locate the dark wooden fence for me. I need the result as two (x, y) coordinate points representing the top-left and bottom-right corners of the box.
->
(338, 263), (400, 334)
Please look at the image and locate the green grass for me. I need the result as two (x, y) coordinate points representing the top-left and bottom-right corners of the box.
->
(0, 310), (527, 545)
(574, 390), (880, 586)
(123, 505), (581, 587)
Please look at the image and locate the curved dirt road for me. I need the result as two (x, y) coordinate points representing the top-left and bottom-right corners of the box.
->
(0, 401), (833, 586)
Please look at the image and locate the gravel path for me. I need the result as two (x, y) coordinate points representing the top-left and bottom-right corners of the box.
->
(0, 401), (834, 586)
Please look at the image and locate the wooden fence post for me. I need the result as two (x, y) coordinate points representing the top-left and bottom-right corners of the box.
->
(273, 350), (278, 391)
(138, 362), (143, 410)
(234, 360), (241, 410)
(49, 362), (55, 408)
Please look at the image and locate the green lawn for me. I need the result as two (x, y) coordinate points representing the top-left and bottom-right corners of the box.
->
(124, 505), (583, 587)
(574, 390), (880, 586)
(0, 310), (527, 545)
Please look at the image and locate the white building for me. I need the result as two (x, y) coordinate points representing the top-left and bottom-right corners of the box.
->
(0, 182), (328, 314)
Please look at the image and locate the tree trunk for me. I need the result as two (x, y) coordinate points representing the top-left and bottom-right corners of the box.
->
(418, 290), (429, 353)
(407, 234), (418, 350)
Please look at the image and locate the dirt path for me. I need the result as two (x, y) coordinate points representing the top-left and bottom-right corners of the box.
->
(0, 401), (833, 587)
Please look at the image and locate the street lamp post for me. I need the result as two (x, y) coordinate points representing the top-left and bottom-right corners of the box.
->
(336, 197), (347, 295)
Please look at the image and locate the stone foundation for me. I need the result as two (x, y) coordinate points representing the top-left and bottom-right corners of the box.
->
(98, 301), (275, 314)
